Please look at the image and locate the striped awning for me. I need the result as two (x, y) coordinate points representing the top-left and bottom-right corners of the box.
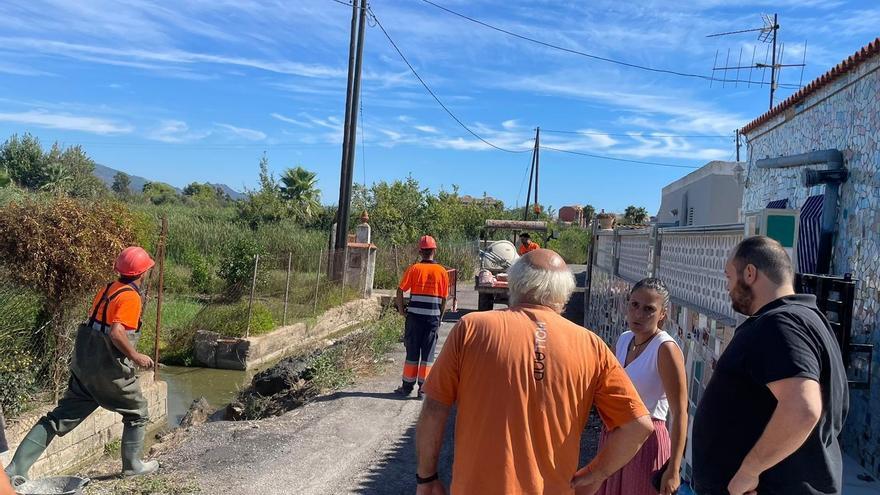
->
(798, 195), (824, 274)
(766, 199), (789, 209)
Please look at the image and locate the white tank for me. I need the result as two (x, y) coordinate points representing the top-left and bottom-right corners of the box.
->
(482, 240), (519, 273)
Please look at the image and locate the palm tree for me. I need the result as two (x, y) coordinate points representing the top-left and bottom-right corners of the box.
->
(280, 166), (321, 220)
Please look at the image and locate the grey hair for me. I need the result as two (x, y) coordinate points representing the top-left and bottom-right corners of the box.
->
(630, 277), (670, 309)
(508, 257), (576, 311)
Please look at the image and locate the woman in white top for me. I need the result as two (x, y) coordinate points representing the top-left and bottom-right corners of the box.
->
(597, 278), (688, 495)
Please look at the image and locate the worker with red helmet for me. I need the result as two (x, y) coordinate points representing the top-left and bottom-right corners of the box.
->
(395, 236), (450, 399)
(5, 247), (159, 482)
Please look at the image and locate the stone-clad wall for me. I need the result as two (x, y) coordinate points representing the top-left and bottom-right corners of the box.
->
(586, 264), (737, 485)
(743, 53), (880, 474)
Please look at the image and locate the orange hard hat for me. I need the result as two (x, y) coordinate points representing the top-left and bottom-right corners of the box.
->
(114, 246), (155, 276)
(418, 235), (437, 250)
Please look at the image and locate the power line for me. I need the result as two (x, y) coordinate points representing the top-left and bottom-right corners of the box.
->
(542, 129), (729, 138)
(368, 7), (531, 153)
(418, 0), (802, 89)
(540, 146), (699, 169)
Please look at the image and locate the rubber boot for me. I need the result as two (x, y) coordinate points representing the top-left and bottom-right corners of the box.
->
(4, 421), (55, 481)
(121, 424), (159, 477)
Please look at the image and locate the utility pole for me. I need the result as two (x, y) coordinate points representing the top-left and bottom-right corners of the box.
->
(523, 127), (540, 221)
(334, 0), (367, 278)
(735, 129), (741, 161)
(534, 127), (540, 213)
(769, 13), (779, 109)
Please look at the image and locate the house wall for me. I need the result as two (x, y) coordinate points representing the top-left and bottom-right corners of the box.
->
(743, 53), (880, 474)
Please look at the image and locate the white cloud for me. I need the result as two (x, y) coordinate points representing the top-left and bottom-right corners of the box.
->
(0, 37), (345, 79)
(270, 112), (313, 128)
(414, 125), (438, 133)
(501, 119), (519, 130)
(216, 123), (266, 141)
(147, 120), (211, 143)
(0, 62), (55, 77)
(0, 109), (132, 134)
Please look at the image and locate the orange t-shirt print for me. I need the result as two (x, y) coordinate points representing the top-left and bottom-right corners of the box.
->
(423, 305), (648, 495)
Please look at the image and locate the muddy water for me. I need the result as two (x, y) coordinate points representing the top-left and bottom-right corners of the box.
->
(159, 365), (256, 426)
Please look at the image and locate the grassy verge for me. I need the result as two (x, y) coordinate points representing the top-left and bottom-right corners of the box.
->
(85, 473), (201, 495)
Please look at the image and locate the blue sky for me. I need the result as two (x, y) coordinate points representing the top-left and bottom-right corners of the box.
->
(0, 0), (877, 215)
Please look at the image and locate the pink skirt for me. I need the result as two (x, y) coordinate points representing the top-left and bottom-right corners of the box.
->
(596, 419), (672, 495)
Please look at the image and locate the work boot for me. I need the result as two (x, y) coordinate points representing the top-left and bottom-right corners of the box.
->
(4, 421), (55, 481)
(121, 424), (159, 477)
(417, 389), (425, 400)
(394, 384), (413, 397)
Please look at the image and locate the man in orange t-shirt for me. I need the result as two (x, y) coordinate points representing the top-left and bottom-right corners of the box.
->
(518, 232), (540, 256)
(415, 249), (653, 495)
(395, 235), (449, 399)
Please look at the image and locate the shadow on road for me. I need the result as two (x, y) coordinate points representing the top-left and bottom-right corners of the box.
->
(441, 308), (475, 324)
(352, 409), (456, 494)
(311, 391), (413, 403)
(348, 407), (601, 494)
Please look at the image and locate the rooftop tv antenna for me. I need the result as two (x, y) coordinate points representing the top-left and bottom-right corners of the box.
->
(707, 14), (806, 109)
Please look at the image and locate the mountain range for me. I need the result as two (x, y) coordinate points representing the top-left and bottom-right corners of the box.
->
(92, 163), (244, 200)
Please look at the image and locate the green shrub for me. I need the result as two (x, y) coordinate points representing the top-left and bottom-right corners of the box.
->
(199, 301), (276, 338)
(217, 238), (265, 301)
(547, 228), (590, 264)
(187, 253), (214, 294)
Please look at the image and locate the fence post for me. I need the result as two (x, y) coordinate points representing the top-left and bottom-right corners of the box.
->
(283, 252), (292, 326)
(153, 216), (168, 379)
(393, 244), (400, 278)
(314, 248), (324, 315)
(341, 246), (349, 289)
(246, 254), (260, 338)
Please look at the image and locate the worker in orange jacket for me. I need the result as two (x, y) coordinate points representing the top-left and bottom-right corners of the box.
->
(5, 247), (159, 482)
(518, 232), (540, 256)
(395, 236), (449, 399)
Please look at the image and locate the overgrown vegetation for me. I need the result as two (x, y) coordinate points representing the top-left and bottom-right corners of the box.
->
(231, 312), (403, 420)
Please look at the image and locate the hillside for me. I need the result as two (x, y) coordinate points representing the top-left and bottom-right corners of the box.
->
(92, 163), (244, 200)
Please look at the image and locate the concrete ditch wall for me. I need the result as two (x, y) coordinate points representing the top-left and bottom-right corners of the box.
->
(194, 297), (383, 370)
(0, 371), (167, 478)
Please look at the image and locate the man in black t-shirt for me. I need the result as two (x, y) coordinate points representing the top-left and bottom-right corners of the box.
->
(692, 236), (848, 495)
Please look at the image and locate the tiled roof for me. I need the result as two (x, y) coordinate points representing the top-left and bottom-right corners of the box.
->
(741, 37), (880, 135)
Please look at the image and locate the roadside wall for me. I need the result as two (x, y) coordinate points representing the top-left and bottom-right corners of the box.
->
(195, 297), (382, 370)
(742, 52), (880, 474)
(586, 226), (742, 483)
(0, 371), (166, 478)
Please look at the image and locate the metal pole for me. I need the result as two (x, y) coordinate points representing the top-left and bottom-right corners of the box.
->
(334, 0), (359, 259)
(735, 129), (741, 162)
(153, 216), (168, 379)
(583, 218), (598, 318)
(283, 252), (292, 326)
(246, 254), (260, 338)
(335, 0), (368, 258)
(534, 127), (540, 213)
(769, 13), (778, 110)
(342, 246), (350, 289)
(314, 249), (324, 315)
(524, 130), (537, 221)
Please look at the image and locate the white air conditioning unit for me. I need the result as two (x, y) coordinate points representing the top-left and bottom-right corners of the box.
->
(743, 208), (800, 268)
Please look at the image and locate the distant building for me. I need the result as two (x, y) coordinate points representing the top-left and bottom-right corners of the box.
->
(656, 160), (744, 226)
(558, 205), (585, 226)
(459, 194), (501, 207)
